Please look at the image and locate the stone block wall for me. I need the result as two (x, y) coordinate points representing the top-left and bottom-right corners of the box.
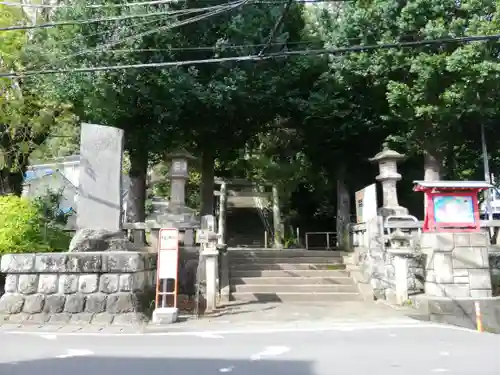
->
(421, 232), (493, 298)
(0, 251), (156, 325)
(357, 246), (423, 303)
(490, 253), (500, 296)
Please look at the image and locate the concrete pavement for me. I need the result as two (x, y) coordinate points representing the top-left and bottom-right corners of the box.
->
(0, 300), (420, 335)
(1, 319), (499, 375)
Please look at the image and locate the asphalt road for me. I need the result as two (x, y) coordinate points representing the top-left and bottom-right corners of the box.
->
(1, 323), (499, 375)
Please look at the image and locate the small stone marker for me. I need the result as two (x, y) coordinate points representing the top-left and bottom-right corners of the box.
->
(77, 123), (124, 231)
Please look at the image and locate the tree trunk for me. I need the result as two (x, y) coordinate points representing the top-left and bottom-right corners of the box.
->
(127, 149), (148, 244)
(200, 149), (215, 216)
(0, 169), (24, 196)
(423, 149), (442, 181)
(336, 164), (351, 250)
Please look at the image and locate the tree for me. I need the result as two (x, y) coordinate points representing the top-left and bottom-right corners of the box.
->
(316, 0), (500, 182)
(0, 4), (75, 195)
(34, 0), (324, 219)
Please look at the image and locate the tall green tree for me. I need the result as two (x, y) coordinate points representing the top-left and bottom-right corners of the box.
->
(316, 0), (500, 181)
(0, 4), (75, 195)
(35, 0), (323, 218)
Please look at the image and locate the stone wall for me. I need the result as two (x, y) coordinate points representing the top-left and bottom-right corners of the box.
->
(490, 253), (500, 296)
(357, 246), (424, 303)
(0, 252), (156, 325)
(421, 232), (492, 298)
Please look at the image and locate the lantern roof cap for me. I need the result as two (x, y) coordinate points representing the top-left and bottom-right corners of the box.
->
(165, 148), (196, 160)
(369, 142), (405, 163)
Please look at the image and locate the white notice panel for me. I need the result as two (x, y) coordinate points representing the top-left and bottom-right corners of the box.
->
(355, 184), (378, 223)
(158, 228), (178, 279)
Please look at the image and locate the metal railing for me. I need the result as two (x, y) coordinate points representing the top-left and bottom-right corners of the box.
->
(305, 231), (337, 250)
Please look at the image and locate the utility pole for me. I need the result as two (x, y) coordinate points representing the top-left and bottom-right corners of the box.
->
(481, 123), (493, 224)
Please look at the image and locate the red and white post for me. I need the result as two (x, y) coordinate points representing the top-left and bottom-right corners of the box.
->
(152, 228), (179, 324)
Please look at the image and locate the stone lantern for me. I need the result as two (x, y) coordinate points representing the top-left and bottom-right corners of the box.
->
(369, 143), (408, 217)
(167, 150), (194, 210)
(146, 150), (199, 249)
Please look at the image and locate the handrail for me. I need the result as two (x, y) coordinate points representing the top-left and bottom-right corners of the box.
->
(305, 231), (337, 250)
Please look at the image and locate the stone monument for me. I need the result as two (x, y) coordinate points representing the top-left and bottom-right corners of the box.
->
(77, 123), (124, 231)
(70, 123), (137, 252)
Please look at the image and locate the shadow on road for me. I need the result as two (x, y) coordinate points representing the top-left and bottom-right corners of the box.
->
(3, 356), (314, 375)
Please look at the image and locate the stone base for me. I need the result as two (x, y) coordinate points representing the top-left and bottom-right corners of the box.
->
(152, 307), (178, 324)
(0, 311), (149, 325)
(0, 251), (157, 325)
(411, 295), (500, 333)
(421, 231), (493, 298)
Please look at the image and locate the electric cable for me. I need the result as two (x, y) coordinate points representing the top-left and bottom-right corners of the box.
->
(258, 0), (294, 56)
(0, 0), (350, 8)
(0, 4), (235, 31)
(2, 33), (500, 78)
(54, 0), (252, 63)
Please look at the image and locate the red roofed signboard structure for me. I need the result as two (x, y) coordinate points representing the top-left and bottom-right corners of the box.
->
(413, 181), (492, 233)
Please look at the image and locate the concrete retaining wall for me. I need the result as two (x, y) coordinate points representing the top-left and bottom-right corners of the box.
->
(491, 253), (500, 296)
(0, 252), (157, 325)
(356, 247), (424, 303)
(412, 295), (500, 333)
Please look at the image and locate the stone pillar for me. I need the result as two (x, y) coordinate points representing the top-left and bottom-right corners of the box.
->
(201, 215), (219, 312)
(387, 229), (415, 305)
(369, 143), (408, 218)
(272, 185), (283, 248)
(217, 181), (227, 245)
(421, 232), (493, 298)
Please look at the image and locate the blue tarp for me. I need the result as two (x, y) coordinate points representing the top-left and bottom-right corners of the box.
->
(24, 168), (54, 182)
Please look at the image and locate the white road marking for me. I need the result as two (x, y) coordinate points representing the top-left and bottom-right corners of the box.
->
(2, 321), (480, 337)
(56, 349), (94, 359)
(40, 334), (57, 340)
(431, 369), (449, 373)
(218, 366), (234, 372)
(250, 346), (290, 361)
(389, 333), (397, 337)
(194, 332), (224, 339)
(439, 351), (450, 356)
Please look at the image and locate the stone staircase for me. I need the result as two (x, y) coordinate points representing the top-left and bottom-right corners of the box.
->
(228, 250), (363, 302)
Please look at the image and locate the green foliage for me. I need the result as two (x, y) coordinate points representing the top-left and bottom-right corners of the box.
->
(32, 189), (71, 226)
(0, 5), (77, 194)
(0, 195), (70, 253)
(310, 0), (500, 179)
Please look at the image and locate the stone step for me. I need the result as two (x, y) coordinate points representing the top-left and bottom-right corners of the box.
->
(229, 257), (343, 265)
(231, 284), (358, 293)
(230, 263), (345, 271)
(230, 269), (350, 278)
(228, 250), (346, 258)
(230, 291), (362, 302)
(230, 276), (354, 286)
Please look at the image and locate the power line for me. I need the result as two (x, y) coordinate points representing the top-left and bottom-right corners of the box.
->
(2, 33), (500, 78)
(0, 0), (348, 8)
(54, 0), (251, 63)
(0, 5), (231, 31)
(259, 0), (294, 56)
(102, 40), (321, 53)
(35, 7), (213, 52)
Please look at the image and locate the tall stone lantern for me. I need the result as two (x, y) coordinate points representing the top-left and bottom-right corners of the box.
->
(369, 143), (408, 217)
(167, 150), (194, 211)
(147, 150), (199, 249)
